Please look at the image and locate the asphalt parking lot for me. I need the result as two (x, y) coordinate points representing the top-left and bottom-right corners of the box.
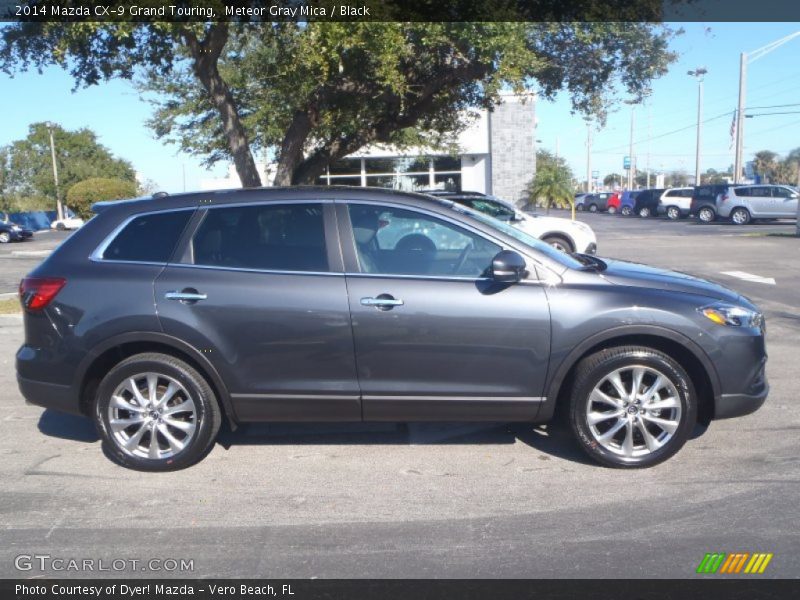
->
(1, 214), (798, 579)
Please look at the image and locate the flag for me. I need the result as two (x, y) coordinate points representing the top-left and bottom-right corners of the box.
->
(729, 110), (737, 150)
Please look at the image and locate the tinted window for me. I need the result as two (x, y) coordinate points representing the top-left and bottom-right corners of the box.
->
(192, 203), (328, 272)
(461, 198), (515, 221)
(772, 186), (791, 198)
(103, 210), (192, 263)
(347, 204), (501, 277)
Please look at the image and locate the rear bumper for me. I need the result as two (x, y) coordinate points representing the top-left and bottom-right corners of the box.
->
(17, 375), (81, 415)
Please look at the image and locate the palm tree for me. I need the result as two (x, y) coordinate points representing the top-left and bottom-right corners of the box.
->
(527, 165), (574, 216)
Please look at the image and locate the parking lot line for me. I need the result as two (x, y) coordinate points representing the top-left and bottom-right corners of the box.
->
(720, 271), (777, 285)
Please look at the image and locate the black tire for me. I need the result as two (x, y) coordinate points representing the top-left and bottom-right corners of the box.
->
(607, 206), (617, 215)
(94, 352), (222, 471)
(666, 206), (681, 220)
(56, 222), (66, 231)
(638, 206), (651, 218)
(542, 235), (574, 253)
(730, 207), (751, 225)
(0, 231), (10, 244)
(588, 204), (598, 213)
(620, 206), (632, 216)
(697, 206), (715, 223)
(576, 204), (585, 212)
(569, 345), (697, 468)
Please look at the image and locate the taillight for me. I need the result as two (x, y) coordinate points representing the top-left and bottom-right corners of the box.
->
(721, 194), (729, 202)
(19, 277), (66, 311)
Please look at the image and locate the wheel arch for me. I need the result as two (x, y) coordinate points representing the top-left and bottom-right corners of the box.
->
(539, 231), (576, 252)
(541, 326), (720, 425)
(75, 332), (238, 429)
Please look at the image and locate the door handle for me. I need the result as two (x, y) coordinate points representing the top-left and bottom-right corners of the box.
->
(361, 295), (404, 310)
(165, 290), (207, 303)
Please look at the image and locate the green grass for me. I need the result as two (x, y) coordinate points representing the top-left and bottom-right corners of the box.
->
(0, 298), (21, 314)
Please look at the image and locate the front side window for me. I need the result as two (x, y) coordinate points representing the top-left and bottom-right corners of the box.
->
(464, 198), (515, 221)
(102, 210), (192, 263)
(191, 203), (328, 272)
(347, 204), (501, 277)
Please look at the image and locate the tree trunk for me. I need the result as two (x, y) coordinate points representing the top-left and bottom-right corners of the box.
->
(183, 25), (261, 188)
(273, 110), (315, 186)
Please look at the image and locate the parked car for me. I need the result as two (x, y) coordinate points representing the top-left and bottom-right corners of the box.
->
(657, 187), (694, 220)
(17, 187), (768, 470)
(633, 188), (667, 218)
(574, 193), (589, 210)
(606, 192), (622, 214)
(50, 213), (85, 230)
(442, 193), (597, 254)
(717, 184), (799, 225)
(691, 184), (730, 223)
(578, 192), (615, 213)
(0, 221), (33, 243)
(619, 190), (641, 216)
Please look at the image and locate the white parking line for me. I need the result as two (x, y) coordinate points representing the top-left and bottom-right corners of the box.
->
(720, 271), (776, 285)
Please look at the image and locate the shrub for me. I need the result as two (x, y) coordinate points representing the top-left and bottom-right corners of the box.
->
(66, 178), (137, 218)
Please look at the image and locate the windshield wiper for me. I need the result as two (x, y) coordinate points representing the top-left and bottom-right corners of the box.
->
(573, 253), (607, 271)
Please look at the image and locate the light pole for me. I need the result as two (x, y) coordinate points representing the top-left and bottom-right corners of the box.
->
(733, 31), (800, 183)
(688, 67), (707, 186)
(46, 123), (65, 221)
(627, 106), (635, 190)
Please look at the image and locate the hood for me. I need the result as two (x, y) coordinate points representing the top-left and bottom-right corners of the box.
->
(599, 258), (744, 304)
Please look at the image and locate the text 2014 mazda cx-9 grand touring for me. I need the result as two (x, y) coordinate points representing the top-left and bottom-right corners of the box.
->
(16, 187), (768, 470)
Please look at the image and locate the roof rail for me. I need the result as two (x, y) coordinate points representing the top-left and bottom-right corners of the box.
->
(152, 191), (169, 198)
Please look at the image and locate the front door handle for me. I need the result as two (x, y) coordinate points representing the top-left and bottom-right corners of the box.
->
(165, 290), (207, 303)
(361, 294), (404, 311)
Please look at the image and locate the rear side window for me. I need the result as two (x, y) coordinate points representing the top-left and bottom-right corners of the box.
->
(102, 211), (192, 263)
(191, 203), (328, 272)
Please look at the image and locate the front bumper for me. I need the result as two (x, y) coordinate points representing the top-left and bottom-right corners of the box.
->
(715, 388), (769, 419)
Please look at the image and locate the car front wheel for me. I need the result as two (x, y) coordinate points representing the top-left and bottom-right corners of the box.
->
(638, 207), (651, 218)
(666, 206), (681, 220)
(607, 206), (617, 215)
(0, 232), (10, 243)
(697, 207), (715, 223)
(94, 353), (222, 471)
(569, 346), (696, 468)
(621, 206), (632, 216)
(730, 207), (751, 225)
(542, 235), (574, 253)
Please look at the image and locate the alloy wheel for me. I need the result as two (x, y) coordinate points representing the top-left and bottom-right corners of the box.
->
(731, 208), (750, 225)
(667, 207), (680, 220)
(585, 365), (682, 459)
(698, 208), (714, 222)
(0, 232), (10, 243)
(621, 206), (632, 216)
(107, 372), (197, 459)
(639, 207), (650, 218)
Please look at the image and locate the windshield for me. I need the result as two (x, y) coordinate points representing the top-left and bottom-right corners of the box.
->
(446, 202), (586, 270)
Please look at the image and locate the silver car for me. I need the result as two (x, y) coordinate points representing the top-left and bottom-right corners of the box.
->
(657, 187), (694, 220)
(717, 184), (799, 224)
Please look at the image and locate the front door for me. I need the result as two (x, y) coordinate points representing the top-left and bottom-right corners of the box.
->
(771, 186), (798, 218)
(338, 202), (551, 421)
(155, 201), (360, 422)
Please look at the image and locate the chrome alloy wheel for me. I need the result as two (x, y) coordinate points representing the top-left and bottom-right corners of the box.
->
(107, 372), (197, 459)
(585, 365), (682, 458)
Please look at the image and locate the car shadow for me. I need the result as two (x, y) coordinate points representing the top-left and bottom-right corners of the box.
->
(37, 409), (99, 443)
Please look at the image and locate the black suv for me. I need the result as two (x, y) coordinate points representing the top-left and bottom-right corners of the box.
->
(17, 187), (768, 470)
(691, 183), (733, 223)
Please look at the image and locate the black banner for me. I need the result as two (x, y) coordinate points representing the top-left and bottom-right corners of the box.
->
(3, 580), (800, 600)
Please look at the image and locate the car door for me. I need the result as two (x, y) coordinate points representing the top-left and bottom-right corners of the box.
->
(745, 186), (772, 217)
(337, 201), (551, 421)
(154, 200), (361, 422)
(772, 186), (798, 217)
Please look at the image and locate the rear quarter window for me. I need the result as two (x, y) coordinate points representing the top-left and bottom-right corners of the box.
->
(101, 210), (193, 263)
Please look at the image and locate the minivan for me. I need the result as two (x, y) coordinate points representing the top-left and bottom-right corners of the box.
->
(17, 187), (768, 471)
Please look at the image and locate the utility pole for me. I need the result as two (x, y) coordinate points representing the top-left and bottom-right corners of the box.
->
(47, 123), (64, 221)
(689, 67), (707, 185)
(627, 107), (635, 189)
(585, 122), (592, 194)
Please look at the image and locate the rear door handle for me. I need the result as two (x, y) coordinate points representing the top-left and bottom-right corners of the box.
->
(361, 295), (404, 310)
(165, 291), (207, 303)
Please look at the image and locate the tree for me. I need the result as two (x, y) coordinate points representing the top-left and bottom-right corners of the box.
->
(2, 20), (677, 187)
(66, 177), (138, 218)
(604, 173), (623, 187)
(752, 150), (780, 183)
(527, 158), (574, 213)
(1, 123), (135, 209)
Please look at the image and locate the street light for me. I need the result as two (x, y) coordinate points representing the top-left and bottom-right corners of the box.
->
(688, 67), (707, 186)
(45, 122), (65, 221)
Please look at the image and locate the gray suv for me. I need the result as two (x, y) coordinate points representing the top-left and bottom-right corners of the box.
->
(17, 187), (768, 470)
(717, 184), (799, 224)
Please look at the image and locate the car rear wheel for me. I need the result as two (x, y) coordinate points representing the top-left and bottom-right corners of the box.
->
(569, 346), (696, 468)
(697, 207), (715, 223)
(588, 204), (598, 213)
(607, 206), (617, 215)
(666, 206), (681, 220)
(542, 235), (574, 253)
(0, 232), (9, 243)
(56, 222), (66, 231)
(638, 207), (651, 218)
(620, 206), (632, 216)
(576, 204), (585, 212)
(730, 207), (751, 225)
(94, 353), (222, 471)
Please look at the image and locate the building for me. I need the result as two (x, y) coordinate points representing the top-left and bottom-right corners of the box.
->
(200, 93), (536, 205)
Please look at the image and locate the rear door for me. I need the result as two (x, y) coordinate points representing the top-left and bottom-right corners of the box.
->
(746, 186), (772, 217)
(154, 200), (360, 422)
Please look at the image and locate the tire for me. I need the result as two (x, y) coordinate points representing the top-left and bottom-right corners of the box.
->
(638, 206), (651, 218)
(607, 206), (617, 215)
(94, 352), (222, 471)
(730, 207), (751, 225)
(0, 232), (10, 244)
(568, 345), (697, 468)
(588, 204), (598, 213)
(697, 207), (715, 223)
(620, 206), (632, 216)
(56, 222), (66, 231)
(576, 204), (585, 212)
(542, 235), (574, 253)
(666, 206), (681, 220)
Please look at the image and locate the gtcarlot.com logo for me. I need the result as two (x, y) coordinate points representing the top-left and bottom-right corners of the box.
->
(696, 552), (773, 574)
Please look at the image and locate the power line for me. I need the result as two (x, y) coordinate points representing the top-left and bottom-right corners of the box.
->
(745, 102), (800, 110)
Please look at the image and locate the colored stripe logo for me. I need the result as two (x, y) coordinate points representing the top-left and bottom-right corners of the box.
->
(696, 552), (773, 574)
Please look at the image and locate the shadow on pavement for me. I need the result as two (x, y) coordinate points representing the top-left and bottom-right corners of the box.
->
(37, 409), (99, 443)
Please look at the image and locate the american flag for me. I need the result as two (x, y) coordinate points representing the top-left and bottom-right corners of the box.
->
(729, 110), (737, 150)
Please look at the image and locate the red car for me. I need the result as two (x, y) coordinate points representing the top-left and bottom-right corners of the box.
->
(606, 192), (622, 214)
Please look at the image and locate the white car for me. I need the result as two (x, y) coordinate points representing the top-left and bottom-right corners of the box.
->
(446, 193), (597, 254)
(657, 187), (694, 220)
(50, 214), (85, 230)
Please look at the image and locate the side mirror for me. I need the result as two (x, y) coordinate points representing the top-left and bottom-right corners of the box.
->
(491, 250), (527, 283)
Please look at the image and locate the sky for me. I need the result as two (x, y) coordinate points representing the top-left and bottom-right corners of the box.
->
(1, 22), (800, 192)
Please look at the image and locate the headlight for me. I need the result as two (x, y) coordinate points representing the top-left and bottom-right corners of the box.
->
(699, 302), (763, 328)
(11, 225), (21, 231)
